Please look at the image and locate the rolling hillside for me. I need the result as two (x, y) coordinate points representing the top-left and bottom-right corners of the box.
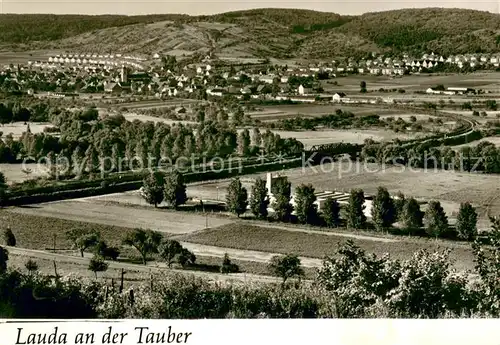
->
(2, 8), (500, 59)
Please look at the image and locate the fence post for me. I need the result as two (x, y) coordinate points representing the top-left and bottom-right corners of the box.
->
(120, 268), (125, 293)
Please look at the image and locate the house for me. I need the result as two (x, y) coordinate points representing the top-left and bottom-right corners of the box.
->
(207, 88), (225, 97)
(426, 87), (442, 95)
(447, 87), (475, 95)
(297, 84), (313, 95)
(332, 92), (347, 103)
(104, 82), (122, 94)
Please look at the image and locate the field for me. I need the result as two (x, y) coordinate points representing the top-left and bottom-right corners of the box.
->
(6, 246), (287, 284)
(248, 104), (399, 122)
(270, 128), (417, 148)
(0, 209), (136, 250)
(8, 199), (232, 235)
(0, 121), (54, 139)
(451, 136), (500, 148)
(0, 163), (50, 183)
(123, 113), (196, 125)
(0, 209), (307, 281)
(0, 50), (58, 65)
(329, 72), (500, 94)
(191, 162), (499, 229)
(179, 223), (477, 271)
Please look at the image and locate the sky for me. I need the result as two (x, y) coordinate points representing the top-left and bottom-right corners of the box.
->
(1, 0), (499, 15)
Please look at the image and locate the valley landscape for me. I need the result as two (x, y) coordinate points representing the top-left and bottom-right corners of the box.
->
(0, 6), (500, 319)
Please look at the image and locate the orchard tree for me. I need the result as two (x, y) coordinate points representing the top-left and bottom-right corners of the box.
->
(94, 240), (120, 261)
(25, 259), (38, 274)
(371, 187), (396, 231)
(360, 81), (367, 93)
(226, 178), (248, 217)
(394, 191), (406, 220)
(424, 201), (449, 238)
(159, 239), (183, 267)
(163, 170), (187, 209)
(2, 227), (16, 246)
(88, 255), (108, 279)
(0, 245), (7, 273)
(401, 198), (423, 234)
(346, 189), (366, 229)
(0, 172), (8, 207)
(65, 228), (100, 257)
(220, 253), (239, 274)
(141, 171), (165, 208)
(269, 254), (304, 285)
(456, 202), (478, 241)
(294, 184), (318, 224)
(177, 248), (196, 268)
(249, 177), (269, 219)
(272, 176), (293, 222)
(123, 229), (162, 265)
(322, 197), (341, 227)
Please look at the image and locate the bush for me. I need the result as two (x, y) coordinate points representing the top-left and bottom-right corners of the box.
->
(220, 254), (239, 274)
(2, 228), (16, 246)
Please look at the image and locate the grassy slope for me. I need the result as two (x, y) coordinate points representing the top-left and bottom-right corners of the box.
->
(179, 223), (477, 271)
(0, 210), (309, 278)
(2, 8), (500, 59)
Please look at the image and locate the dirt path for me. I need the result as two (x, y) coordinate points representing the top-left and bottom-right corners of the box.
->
(5, 246), (281, 284)
(237, 221), (400, 243)
(179, 242), (323, 268)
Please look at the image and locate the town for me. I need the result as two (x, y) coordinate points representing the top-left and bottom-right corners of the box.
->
(0, 7), (500, 321)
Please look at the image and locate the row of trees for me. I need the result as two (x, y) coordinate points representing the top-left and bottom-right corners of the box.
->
(224, 176), (480, 241)
(0, 107), (304, 172)
(361, 138), (500, 174)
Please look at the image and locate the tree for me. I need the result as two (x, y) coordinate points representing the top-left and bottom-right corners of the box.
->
(272, 176), (293, 222)
(88, 255), (108, 279)
(269, 254), (303, 284)
(94, 240), (120, 261)
(322, 197), (341, 227)
(0, 246), (7, 273)
(249, 177), (269, 219)
(456, 202), (478, 241)
(65, 228), (100, 257)
(346, 189), (366, 229)
(424, 201), (449, 238)
(237, 129), (251, 156)
(360, 81), (367, 93)
(163, 170), (187, 209)
(486, 100), (498, 111)
(25, 259), (38, 273)
(177, 248), (196, 268)
(159, 239), (183, 267)
(401, 198), (423, 233)
(123, 229), (162, 265)
(394, 191), (406, 220)
(141, 171), (165, 208)
(0, 171), (8, 207)
(371, 187), (396, 231)
(294, 184), (318, 224)
(2, 227), (16, 246)
(220, 253), (239, 274)
(226, 177), (248, 217)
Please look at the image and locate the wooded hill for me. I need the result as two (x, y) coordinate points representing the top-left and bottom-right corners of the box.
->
(2, 8), (500, 59)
